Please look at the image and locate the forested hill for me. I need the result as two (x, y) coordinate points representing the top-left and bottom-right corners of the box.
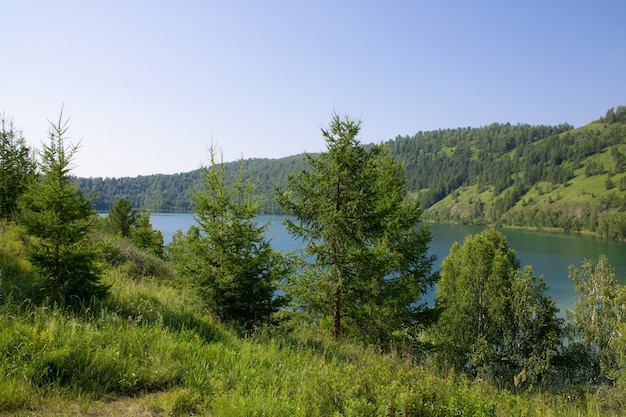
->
(78, 154), (308, 213)
(78, 106), (626, 239)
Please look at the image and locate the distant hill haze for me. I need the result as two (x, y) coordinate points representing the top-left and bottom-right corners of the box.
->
(78, 106), (626, 239)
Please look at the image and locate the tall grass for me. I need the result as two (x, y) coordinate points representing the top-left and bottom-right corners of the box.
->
(2, 224), (626, 416)
(0, 222), (39, 303)
(2, 299), (625, 416)
(0, 295), (499, 416)
(1, 305), (185, 394)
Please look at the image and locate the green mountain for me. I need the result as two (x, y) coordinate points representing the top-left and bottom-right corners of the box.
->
(78, 106), (626, 239)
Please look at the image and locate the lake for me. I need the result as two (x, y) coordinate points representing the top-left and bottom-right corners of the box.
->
(150, 213), (626, 313)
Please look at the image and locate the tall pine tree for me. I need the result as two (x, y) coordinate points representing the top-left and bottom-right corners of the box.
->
(276, 114), (437, 346)
(106, 197), (136, 238)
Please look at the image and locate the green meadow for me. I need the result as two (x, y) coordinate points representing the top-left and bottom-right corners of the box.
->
(1, 222), (625, 417)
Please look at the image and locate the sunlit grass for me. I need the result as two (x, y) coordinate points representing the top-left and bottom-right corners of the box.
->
(2, 297), (620, 416)
(2, 225), (626, 416)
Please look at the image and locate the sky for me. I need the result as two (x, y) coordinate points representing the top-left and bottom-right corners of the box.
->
(3, 1), (626, 178)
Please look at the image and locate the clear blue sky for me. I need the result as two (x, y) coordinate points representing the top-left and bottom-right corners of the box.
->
(3, 1), (625, 178)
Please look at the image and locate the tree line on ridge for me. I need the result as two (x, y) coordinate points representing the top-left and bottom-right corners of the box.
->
(77, 106), (626, 239)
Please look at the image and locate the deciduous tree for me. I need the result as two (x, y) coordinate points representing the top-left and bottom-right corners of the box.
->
(512, 266), (562, 386)
(432, 230), (561, 386)
(568, 255), (623, 382)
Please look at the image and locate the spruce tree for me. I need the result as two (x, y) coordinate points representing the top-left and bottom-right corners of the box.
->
(170, 145), (285, 330)
(0, 114), (36, 220)
(19, 112), (107, 304)
(130, 210), (164, 257)
(106, 197), (136, 237)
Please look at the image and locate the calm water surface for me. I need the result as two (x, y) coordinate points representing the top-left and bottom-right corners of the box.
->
(150, 213), (626, 313)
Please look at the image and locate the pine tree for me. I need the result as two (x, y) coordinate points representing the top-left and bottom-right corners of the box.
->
(170, 145), (285, 330)
(276, 114), (437, 345)
(0, 114), (36, 220)
(106, 197), (136, 237)
(130, 210), (164, 257)
(19, 112), (108, 304)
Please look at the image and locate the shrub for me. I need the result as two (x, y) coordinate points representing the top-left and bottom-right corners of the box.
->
(101, 236), (173, 280)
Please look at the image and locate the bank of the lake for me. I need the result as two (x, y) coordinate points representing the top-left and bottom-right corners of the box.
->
(150, 213), (626, 313)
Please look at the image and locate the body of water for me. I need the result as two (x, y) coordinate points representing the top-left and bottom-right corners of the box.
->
(150, 213), (626, 313)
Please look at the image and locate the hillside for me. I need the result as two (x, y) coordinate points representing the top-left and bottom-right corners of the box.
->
(1, 221), (623, 416)
(4, 107), (626, 415)
(415, 108), (626, 239)
(78, 106), (626, 238)
(78, 154), (308, 213)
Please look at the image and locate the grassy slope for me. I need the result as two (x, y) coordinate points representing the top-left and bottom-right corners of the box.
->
(427, 121), (626, 227)
(1, 224), (626, 416)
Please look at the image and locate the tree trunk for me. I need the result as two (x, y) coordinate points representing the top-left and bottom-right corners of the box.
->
(333, 276), (341, 338)
(332, 241), (341, 339)
(332, 176), (342, 338)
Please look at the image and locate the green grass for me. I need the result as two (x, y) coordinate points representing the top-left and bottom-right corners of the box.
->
(2, 224), (626, 416)
(1, 306), (622, 417)
(0, 301), (500, 416)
